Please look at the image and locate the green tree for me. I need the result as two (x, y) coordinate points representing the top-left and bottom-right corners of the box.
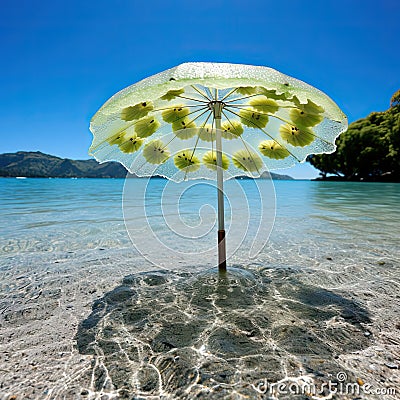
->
(390, 89), (400, 108)
(308, 90), (400, 181)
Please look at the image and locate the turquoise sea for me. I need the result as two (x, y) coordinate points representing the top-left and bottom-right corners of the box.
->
(0, 178), (399, 399)
(2, 178), (399, 258)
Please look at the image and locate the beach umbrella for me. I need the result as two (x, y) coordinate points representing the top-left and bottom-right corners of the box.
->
(89, 62), (347, 272)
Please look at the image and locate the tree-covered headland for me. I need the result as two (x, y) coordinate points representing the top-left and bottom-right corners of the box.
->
(308, 90), (400, 181)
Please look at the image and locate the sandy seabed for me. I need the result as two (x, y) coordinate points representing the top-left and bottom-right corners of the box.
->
(0, 237), (399, 400)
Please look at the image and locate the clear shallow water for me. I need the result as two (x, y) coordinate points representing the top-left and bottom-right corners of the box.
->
(2, 178), (398, 259)
(0, 178), (399, 399)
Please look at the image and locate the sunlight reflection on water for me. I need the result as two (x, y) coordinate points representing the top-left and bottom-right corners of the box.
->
(0, 178), (399, 398)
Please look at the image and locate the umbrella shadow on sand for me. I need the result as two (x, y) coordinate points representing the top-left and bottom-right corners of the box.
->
(75, 266), (371, 399)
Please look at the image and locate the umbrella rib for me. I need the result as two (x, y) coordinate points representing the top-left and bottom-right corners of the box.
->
(220, 87), (238, 102)
(167, 106), (209, 124)
(230, 103), (323, 113)
(190, 111), (213, 159)
(229, 104), (296, 108)
(221, 109), (241, 138)
(231, 104), (303, 113)
(131, 108), (212, 175)
(191, 85), (212, 101)
(176, 95), (209, 104)
(206, 86), (214, 100)
(228, 105), (332, 146)
(279, 106), (340, 120)
(238, 136), (262, 175)
(161, 108), (211, 150)
(184, 111), (213, 180)
(188, 112), (215, 180)
(223, 108), (302, 163)
(153, 104), (205, 112)
(269, 115), (333, 145)
(141, 106), (210, 152)
(224, 93), (262, 104)
(89, 117), (152, 153)
(221, 109), (263, 175)
(95, 106), (209, 164)
(88, 108), (204, 153)
(95, 135), (141, 164)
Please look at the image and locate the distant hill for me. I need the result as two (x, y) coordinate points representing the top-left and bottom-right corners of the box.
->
(0, 151), (128, 178)
(0, 151), (293, 180)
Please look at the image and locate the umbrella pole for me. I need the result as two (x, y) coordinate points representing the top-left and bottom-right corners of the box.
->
(213, 101), (227, 272)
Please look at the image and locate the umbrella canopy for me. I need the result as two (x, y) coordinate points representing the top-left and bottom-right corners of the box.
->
(89, 62), (348, 271)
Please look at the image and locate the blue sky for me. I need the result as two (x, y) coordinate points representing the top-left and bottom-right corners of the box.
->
(0, 0), (399, 178)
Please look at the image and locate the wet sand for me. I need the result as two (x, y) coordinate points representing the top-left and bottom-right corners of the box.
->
(1, 244), (399, 400)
